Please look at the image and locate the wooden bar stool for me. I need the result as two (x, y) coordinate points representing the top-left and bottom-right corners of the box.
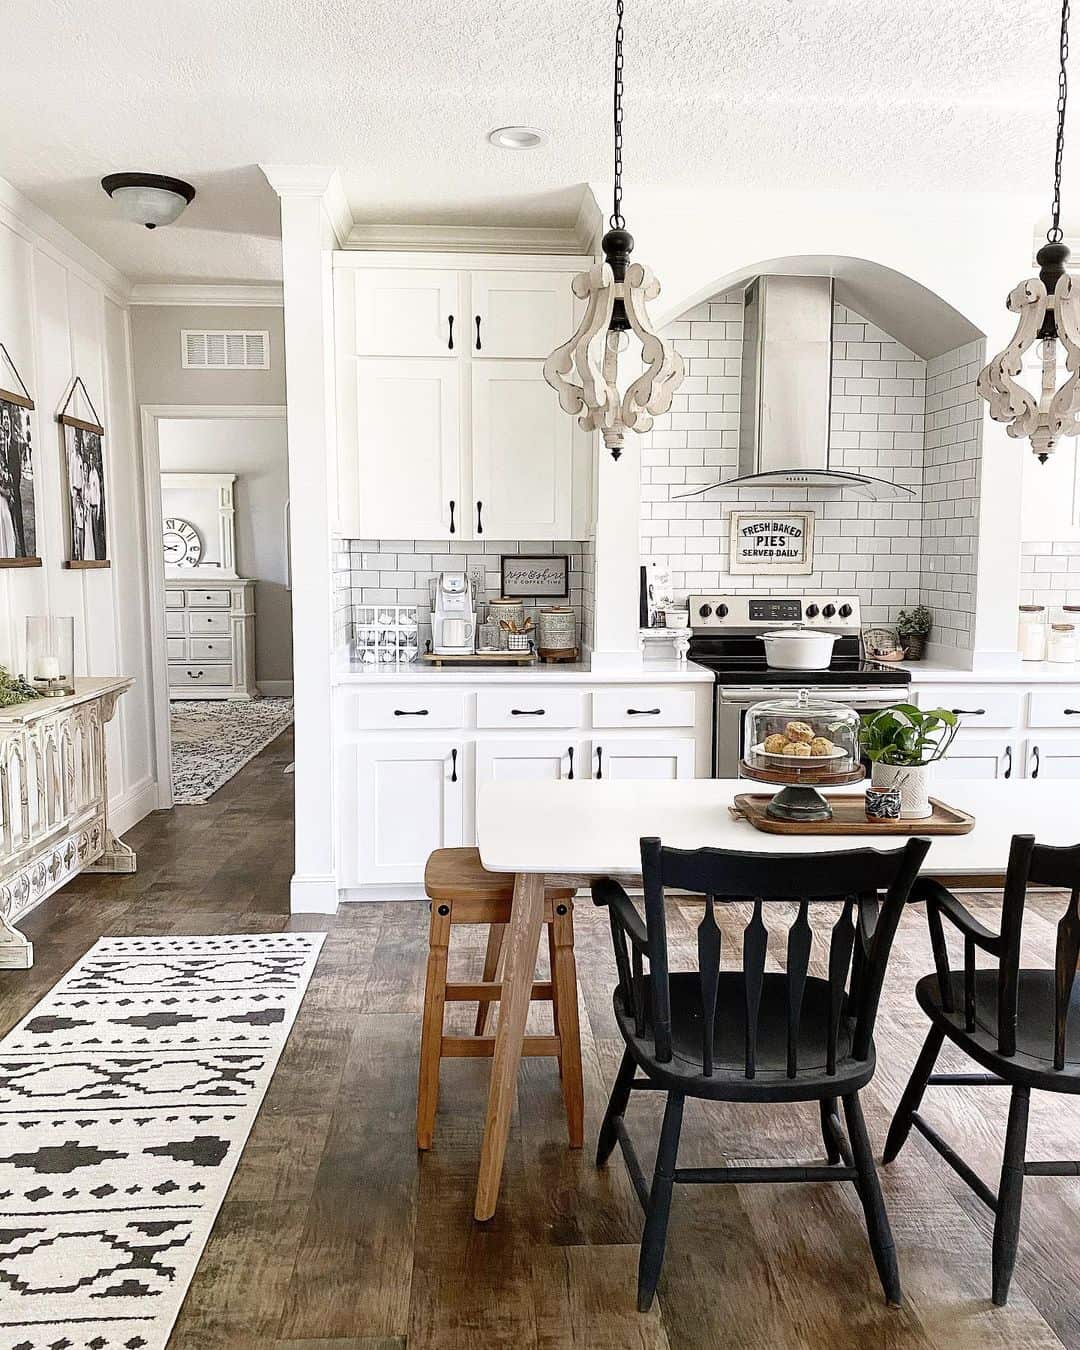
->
(417, 847), (583, 1151)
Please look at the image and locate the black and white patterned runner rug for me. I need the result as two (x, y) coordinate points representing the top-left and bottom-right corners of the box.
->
(0, 932), (324, 1349)
(170, 699), (294, 805)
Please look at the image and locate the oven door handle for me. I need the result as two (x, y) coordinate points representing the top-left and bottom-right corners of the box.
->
(717, 686), (908, 707)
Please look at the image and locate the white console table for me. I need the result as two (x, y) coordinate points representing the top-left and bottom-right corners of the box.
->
(0, 676), (135, 968)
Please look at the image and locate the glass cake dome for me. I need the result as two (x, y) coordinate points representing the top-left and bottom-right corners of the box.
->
(741, 688), (864, 821)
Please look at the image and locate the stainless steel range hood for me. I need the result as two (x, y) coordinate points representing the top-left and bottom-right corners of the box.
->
(679, 274), (913, 501)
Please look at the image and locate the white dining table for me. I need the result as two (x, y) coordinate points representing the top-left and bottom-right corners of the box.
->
(470, 777), (1080, 1219)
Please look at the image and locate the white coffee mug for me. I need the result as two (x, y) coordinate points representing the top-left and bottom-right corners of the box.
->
(442, 618), (473, 648)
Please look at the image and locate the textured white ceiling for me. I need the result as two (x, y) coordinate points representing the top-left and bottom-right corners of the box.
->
(0, 0), (1068, 283)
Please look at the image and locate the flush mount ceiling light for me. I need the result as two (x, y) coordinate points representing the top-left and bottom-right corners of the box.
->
(488, 126), (547, 149)
(543, 0), (683, 460)
(100, 172), (196, 229)
(978, 0), (1080, 461)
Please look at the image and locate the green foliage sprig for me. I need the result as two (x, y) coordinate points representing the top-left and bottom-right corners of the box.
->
(858, 703), (958, 767)
(896, 605), (932, 639)
(0, 667), (42, 708)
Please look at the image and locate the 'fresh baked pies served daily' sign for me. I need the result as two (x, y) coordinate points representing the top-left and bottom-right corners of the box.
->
(729, 511), (814, 575)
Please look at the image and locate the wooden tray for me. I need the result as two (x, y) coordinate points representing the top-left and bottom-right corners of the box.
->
(730, 793), (975, 836)
(421, 651), (536, 667)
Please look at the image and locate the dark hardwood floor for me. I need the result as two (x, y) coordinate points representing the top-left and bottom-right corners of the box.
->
(8, 728), (1080, 1349)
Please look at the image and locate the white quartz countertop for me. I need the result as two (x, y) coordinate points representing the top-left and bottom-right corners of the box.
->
(334, 656), (714, 685)
(907, 660), (1080, 684)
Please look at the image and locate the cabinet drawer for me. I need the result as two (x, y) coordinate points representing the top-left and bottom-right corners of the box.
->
(187, 588), (231, 609)
(346, 688), (466, 731)
(1027, 688), (1080, 727)
(591, 687), (696, 729)
(476, 688), (584, 729)
(188, 611), (230, 635)
(166, 637), (187, 660)
(165, 612), (186, 636)
(915, 686), (1021, 729)
(190, 637), (232, 661)
(170, 664), (232, 688)
(165, 591), (184, 609)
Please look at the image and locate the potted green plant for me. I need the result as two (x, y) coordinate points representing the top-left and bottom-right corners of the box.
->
(896, 605), (932, 661)
(858, 703), (959, 819)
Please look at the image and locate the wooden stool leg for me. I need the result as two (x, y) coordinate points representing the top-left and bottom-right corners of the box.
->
(547, 923), (562, 1078)
(417, 900), (453, 1150)
(474, 922), (506, 1036)
(551, 899), (584, 1148)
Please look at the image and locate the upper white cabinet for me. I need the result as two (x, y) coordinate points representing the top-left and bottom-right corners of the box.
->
(470, 271), (576, 358)
(334, 253), (593, 541)
(352, 268), (459, 356)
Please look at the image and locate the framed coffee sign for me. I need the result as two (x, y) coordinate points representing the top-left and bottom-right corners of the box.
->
(500, 553), (570, 598)
(729, 511), (814, 575)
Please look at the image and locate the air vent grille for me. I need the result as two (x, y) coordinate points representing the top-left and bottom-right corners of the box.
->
(181, 330), (270, 371)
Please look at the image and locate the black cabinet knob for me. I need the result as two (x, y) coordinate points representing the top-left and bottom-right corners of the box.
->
(698, 604), (712, 618)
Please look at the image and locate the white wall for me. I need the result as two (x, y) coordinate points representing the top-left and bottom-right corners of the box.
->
(0, 177), (158, 834)
(159, 417), (292, 687)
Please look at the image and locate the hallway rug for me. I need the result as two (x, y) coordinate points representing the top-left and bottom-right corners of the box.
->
(170, 697), (293, 803)
(0, 931), (323, 1350)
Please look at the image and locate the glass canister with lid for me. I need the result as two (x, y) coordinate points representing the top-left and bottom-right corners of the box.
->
(1019, 604), (1048, 661)
(1048, 621), (1078, 663)
(740, 689), (864, 821)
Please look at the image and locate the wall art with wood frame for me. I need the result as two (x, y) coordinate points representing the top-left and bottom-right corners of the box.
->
(58, 378), (110, 570)
(0, 343), (41, 568)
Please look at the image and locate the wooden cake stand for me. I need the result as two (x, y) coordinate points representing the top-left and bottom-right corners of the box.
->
(738, 758), (866, 822)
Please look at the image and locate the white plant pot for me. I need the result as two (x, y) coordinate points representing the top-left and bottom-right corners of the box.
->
(871, 762), (932, 820)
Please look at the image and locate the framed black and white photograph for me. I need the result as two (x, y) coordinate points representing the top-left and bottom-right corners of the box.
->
(0, 391), (39, 568)
(60, 414), (110, 569)
(500, 553), (570, 599)
(729, 510), (814, 575)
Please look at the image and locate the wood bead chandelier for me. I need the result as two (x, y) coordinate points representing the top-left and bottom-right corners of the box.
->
(978, 0), (1080, 461)
(543, 0), (684, 459)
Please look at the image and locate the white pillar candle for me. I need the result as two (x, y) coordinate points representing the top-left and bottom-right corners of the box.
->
(34, 656), (60, 681)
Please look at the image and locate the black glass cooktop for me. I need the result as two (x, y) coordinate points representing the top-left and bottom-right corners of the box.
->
(688, 636), (910, 685)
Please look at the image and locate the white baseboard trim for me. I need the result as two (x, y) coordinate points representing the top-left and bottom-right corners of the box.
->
(291, 873), (339, 913)
(108, 777), (160, 837)
(339, 885), (429, 903)
(258, 680), (295, 697)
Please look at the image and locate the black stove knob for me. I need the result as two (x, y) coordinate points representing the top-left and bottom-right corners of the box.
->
(838, 603), (853, 618)
(698, 603), (712, 619)
(804, 603), (819, 618)
(822, 604), (836, 619)
(716, 604), (729, 618)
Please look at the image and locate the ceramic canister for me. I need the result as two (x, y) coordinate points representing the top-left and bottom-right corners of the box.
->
(488, 598), (526, 650)
(538, 605), (576, 655)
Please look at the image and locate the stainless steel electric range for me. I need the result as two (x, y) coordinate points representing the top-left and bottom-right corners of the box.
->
(687, 594), (911, 776)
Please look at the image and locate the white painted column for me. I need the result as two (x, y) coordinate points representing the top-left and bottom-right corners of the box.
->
(589, 432), (645, 671)
(261, 166), (350, 912)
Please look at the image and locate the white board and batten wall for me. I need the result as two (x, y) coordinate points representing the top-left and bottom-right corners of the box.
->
(0, 176), (158, 837)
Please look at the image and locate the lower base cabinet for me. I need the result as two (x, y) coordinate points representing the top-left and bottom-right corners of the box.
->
(475, 738), (582, 785)
(933, 733), (1015, 781)
(592, 738), (695, 781)
(1023, 737), (1080, 779)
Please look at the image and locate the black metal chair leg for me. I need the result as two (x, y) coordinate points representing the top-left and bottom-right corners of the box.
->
(883, 1024), (946, 1165)
(843, 1092), (901, 1306)
(992, 1085), (1031, 1307)
(820, 1097), (842, 1164)
(597, 1047), (637, 1167)
(636, 1091), (684, 1313)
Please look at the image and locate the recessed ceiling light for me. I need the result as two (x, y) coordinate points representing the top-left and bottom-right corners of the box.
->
(487, 126), (547, 150)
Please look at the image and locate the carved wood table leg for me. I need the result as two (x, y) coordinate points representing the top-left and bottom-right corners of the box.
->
(474, 869), (546, 1222)
(85, 830), (137, 874)
(0, 914), (33, 969)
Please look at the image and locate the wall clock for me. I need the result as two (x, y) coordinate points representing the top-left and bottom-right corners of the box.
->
(163, 516), (203, 567)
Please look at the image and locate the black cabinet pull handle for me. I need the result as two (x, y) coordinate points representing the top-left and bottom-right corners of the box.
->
(187, 670), (203, 679)
(450, 748), (458, 783)
(447, 314), (454, 350)
(1003, 745), (1012, 779)
(951, 707), (986, 716)
(449, 499), (456, 534)
(1066, 708), (1080, 715)
(567, 746), (574, 780)
(1032, 745), (1041, 779)
(476, 500), (483, 535)
(393, 709), (429, 717)
(511, 708), (545, 716)
(475, 315), (482, 350)
(596, 746), (603, 780)
(627, 707), (661, 716)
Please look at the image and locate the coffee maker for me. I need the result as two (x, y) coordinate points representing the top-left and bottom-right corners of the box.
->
(432, 571), (476, 655)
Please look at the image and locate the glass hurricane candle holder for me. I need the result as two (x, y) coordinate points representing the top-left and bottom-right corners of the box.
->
(26, 616), (75, 697)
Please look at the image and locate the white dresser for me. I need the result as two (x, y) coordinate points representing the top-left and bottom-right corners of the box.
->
(165, 578), (258, 700)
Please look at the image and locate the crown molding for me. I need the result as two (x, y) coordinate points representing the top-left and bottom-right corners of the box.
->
(259, 164), (352, 247)
(128, 282), (284, 307)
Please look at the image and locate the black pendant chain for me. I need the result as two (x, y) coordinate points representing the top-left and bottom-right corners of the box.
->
(611, 0), (625, 230)
(1050, 0), (1072, 243)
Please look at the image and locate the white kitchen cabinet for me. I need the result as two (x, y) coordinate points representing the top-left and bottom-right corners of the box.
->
(354, 358), (461, 539)
(932, 733), (1016, 782)
(471, 362), (574, 539)
(475, 738), (583, 785)
(338, 738), (467, 886)
(1024, 738), (1080, 780)
(352, 268), (459, 356)
(470, 271), (576, 358)
(591, 737), (696, 781)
